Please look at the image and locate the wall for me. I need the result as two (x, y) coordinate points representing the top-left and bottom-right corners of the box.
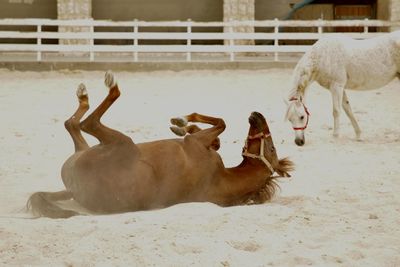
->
(57, 0), (92, 46)
(0, 0), (56, 19)
(390, 0), (400, 30)
(377, 0), (390, 19)
(223, 0), (255, 45)
(0, 0), (57, 44)
(92, 0), (223, 45)
(255, 0), (304, 20)
(93, 0), (222, 21)
(57, 0), (91, 20)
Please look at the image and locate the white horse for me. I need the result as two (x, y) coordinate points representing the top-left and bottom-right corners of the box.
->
(285, 31), (400, 146)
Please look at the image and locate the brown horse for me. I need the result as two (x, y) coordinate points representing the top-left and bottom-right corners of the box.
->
(27, 71), (294, 218)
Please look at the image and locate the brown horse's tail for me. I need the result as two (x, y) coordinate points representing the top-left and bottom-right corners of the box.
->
(26, 191), (78, 219)
(275, 157), (295, 178)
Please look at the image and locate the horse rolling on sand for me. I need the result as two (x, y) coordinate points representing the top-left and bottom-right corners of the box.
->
(27, 71), (293, 218)
(285, 31), (400, 146)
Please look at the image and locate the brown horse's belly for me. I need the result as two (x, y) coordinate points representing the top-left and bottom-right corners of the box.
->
(61, 144), (153, 213)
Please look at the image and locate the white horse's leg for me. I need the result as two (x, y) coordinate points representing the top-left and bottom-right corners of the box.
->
(330, 83), (344, 138)
(342, 91), (361, 140)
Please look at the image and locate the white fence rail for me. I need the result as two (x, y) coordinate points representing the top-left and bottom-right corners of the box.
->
(0, 18), (399, 62)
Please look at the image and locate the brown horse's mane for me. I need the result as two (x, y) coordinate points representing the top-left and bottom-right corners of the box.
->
(275, 157), (295, 178)
(237, 157), (294, 206)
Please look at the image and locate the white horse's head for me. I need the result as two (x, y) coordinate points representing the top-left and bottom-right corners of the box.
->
(285, 97), (310, 146)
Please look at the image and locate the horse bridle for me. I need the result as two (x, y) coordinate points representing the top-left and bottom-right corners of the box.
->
(241, 131), (275, 174)
(290, 97), (310, 131)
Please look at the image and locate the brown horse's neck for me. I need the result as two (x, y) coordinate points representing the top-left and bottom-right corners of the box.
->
(214, 158), (272, 206)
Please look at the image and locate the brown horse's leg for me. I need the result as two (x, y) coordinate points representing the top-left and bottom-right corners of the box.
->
(64, 83), (90, 152)
(186, 124), (202, 134)
(170, 124), (221, 150)
(80, 71), (132, 145)
(171, 113), (225, 149)
(170, 124), (202, 136)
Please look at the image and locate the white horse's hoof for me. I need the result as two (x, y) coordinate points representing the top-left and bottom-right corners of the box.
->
(170, 117), (188, 127)
(76, 83), (87, 97)
(170, 126), (186, 136)
(104, 71), (117, 88)
(355, 132), (362, 141)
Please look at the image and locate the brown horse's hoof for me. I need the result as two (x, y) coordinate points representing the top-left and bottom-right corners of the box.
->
(76, 83), (87, 98)
(170, 126), (186, 136)
(170, 117), (188, 127)
(104, 70), (117, 88)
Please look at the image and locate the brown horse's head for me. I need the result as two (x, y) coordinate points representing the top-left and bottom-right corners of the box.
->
(238, 111), (294, 205)
(244, 111), (293, 178)
(248, 111), (270, 136)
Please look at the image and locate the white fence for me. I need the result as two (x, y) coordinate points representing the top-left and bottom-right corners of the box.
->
(0, 18), (399, 62)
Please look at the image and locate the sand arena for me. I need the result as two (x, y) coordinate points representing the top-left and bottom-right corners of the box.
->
(0, 69), (399, 266)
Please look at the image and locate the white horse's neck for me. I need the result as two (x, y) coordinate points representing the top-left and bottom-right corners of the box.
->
(287, 53), (313, 102)
(288, 87), (304, 101)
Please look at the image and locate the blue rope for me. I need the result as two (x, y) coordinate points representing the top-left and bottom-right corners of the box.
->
(283, 0), (316, 20)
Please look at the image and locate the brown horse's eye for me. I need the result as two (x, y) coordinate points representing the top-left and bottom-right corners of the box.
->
(271, 146), (275, 152)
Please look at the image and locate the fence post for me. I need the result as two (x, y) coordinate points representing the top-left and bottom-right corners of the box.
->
(274, 18), (279, 62)
(37, 24), (42, 61)
(186, 19), (192, 62)
(318, 18), (323, 35)
(364, 18), (369, 33)
(89, 24), (94, 61)
(229, 19), (235, 62)
(133, 19), (138, 62)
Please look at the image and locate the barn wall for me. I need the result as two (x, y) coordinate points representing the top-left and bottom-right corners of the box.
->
(57, 0), (91, 20)
(292, 4), (334, 20)
(0, 1), (393, 23)
(92, 0), (222, 22)
(92, 0), (223, 45)
(0, 0), (57, 19)
(0, 0), (57, 44)
(223, 0), (255, 22)
(223, 0), (255, 45)
(390, 0), (400, 30)
(255, 0), (304, 20)
(377, 0), (390, 19)
(57, 0), (92, 45)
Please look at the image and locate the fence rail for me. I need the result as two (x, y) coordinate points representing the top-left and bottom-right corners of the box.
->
(0, 18), (399, 62)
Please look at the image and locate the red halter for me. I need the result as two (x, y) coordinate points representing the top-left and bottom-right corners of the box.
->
(290, 97), (310, 131)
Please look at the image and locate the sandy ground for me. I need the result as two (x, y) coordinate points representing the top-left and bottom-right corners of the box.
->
(0, 68), (399, 267)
